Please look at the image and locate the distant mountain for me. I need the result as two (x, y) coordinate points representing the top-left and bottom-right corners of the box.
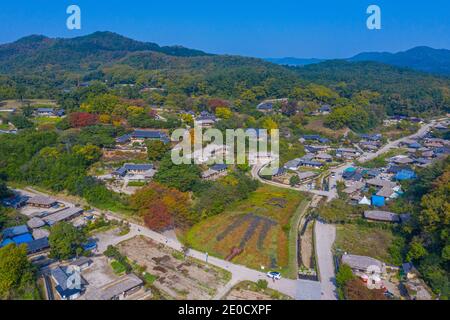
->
(267, 46), (450, 76)
(264, 57), (325, 66)
(349, 46), (450, 76)
(0, 31), (211, 74)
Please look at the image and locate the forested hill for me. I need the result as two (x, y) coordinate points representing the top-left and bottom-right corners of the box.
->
(349, 46), (450, 76)
(295, 60), (450, 116)
(0, 31), (210, 74)
(0, 32), (449, 117)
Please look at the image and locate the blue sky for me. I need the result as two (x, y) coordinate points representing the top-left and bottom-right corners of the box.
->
(0, 0), (449, 58)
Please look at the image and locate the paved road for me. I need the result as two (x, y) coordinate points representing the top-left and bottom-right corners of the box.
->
(96, 215), (321, 300)
(19, 188), (321, 300)
(314, 221), (337, 300)
(357, 121), (435, 163)
(252, 120), (437, 202)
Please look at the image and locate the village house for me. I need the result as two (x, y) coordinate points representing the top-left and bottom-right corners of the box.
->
(284, 158), (302, 171)
(51, 266), (84, 300)
(314, 153), (333, 162)
(2, 194), (29, 209)
(112, 163), (155, 180)
(116, 130), (169, 146)
(256, 102), (274, 113)
(194, 112), (217, 128)
(341, 254), (387, 277)
(366, 178), (400, 201)
(26, 237), (50, 255)
(297, 171), (318, 183)
(43, 207), (84, 226)
(390, 155), (414, 165)
(27, 217), (46, 229)
(201, 164), (229, 180)
(304, 145), (331, 153)
(83, 274), (144, 300)
(300, 135), (330, 144)
(364, 210), (401, 223)
(34, 108), (65, 117)
(336, 148), (360, 159)
(27, 195), (58, 209)
(32, 228), (50, 240)
(359, 133), (382, 142)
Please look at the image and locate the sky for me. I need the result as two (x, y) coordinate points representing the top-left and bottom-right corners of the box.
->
(0, 0), (449, 58)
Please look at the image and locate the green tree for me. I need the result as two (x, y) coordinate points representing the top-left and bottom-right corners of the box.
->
(154, 155), (201, 192)
(146, 140), (170, 161)
(0, 244), (38, 300)
(335, 264), (354, 300)
(290, 175), (300, 187)
(407, 240), (428, 262)
(48, 222), (87, 260)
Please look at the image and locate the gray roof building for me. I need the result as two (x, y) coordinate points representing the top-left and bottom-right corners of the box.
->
(27, 196), (57, 208)
(27, 217), (46, 229)
(43, 207), (83, 226)
(342, 254), (386, 274)
(84, 274), (143, 300)
(364, 210), (400, 223)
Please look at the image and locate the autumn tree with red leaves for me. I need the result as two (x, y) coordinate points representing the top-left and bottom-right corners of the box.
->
(207, 98), (229, 112)
(131, 182), (191, 231)
(69, 112), (99, 128)
(143, 200), (174, 231)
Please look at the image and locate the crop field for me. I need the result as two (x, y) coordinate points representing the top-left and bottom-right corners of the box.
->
(184, 185), (306, 276)
(0, 99), (57, 109)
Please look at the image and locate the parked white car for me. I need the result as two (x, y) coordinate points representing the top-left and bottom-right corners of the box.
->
(266, 271), (281, 280)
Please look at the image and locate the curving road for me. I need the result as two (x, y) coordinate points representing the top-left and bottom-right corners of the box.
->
(97, 212), (322, 300)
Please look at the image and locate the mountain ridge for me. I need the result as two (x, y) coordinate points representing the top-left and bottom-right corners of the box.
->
(266, 46), (450, 76)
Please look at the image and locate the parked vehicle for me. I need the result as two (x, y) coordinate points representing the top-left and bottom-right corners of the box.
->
(267, 271), (281, 280)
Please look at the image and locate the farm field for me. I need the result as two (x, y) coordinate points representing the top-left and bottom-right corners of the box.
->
(304, 117), (349, 139)
(335, 224), (402, 265)
(184, 185), (307, 277)
(0, 99), (58, 109)
(117, 236), (231, 300)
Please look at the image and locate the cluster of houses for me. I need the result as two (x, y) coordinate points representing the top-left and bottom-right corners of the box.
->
(340, 166), (410, 207)
(357, 133), (384, 152)
(383, 116), (424, 127)
(396, 135), (450, 168)
(1, 194), (88, 255)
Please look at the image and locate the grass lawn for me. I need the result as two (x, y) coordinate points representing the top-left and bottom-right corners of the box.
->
(183, 185), (306, 277)
(0, 123), (11, 130)
(335, 224), (402, 265)
(111, 260), (127, 275)
(143, 273), (158, 285)
(33, 117), (62, 125)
